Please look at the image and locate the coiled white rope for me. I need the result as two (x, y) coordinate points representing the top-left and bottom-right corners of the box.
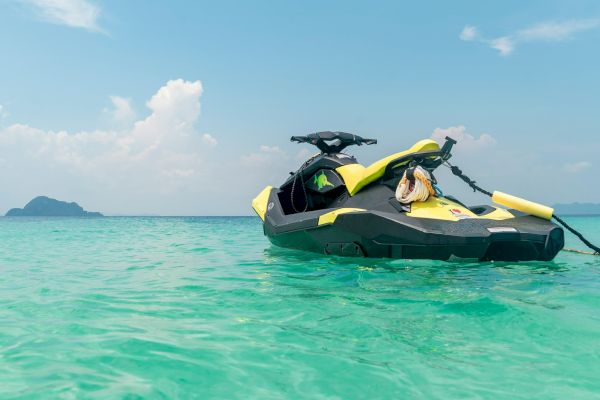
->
(396, 166), (435, 204)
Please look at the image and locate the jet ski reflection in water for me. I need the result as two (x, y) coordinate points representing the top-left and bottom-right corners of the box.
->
(252, 131), (573, 261)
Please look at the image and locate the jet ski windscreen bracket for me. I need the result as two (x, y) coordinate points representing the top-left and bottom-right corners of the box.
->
(440, 136), (456, 161)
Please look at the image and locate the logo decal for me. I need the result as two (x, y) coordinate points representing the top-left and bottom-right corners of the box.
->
(314, 171), (334, 191)
(450, 208), (472, 220)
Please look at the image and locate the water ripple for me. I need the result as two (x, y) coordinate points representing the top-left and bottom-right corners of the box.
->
(0, 216), (599, 399)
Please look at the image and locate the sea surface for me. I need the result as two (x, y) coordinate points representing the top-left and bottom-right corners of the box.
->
(0, 216), (599, 399)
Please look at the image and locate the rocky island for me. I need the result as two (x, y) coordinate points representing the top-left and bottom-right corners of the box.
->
(5, 196), (103, 217)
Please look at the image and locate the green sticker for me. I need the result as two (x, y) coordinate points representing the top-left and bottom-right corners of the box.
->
(314, 171), (334, 191)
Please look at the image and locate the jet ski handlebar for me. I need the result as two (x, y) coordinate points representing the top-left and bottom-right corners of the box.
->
(290, 131), (377, 154)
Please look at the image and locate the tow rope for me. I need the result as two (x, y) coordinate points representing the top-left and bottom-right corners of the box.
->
(445, 162), (600, 256)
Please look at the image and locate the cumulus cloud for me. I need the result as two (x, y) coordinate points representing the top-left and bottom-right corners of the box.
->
(460, 18), (600, 56)
(564, 161), (591, 173)
(24, 0), (104, 32)
(0, 79), (306, 215)
(295, 148), (314, 161)
(431, 125), (496, 151)
(106, 96), (136, 125)
(241, 145), (286, 167)
(0, 79), (221, 214)
(459, 25), (478, 41)
(238, 145), (311, 202)
(489, 36), (514, 56)
(259, 145), (284, 154)
(201, 133), (217, 147)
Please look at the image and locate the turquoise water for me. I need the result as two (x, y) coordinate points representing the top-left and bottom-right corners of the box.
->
(0, 216), (599, 399)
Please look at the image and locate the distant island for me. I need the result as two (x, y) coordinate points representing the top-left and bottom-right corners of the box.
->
(553, 202), (600, 216)
(5, 196), (103, 217)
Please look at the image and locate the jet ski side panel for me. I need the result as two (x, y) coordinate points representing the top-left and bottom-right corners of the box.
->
(258, 184), (564, 261)
(265, 210), (563, 261)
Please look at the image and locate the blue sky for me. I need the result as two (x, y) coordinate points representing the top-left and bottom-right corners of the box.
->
(1, 0), (599, 215)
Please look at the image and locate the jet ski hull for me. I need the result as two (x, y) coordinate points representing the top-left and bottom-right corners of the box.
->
(257, 188), (564, 261)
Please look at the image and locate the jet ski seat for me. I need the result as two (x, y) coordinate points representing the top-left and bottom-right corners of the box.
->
(335, 139), (441, 196)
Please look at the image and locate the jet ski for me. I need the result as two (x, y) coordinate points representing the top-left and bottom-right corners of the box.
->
(252, 131), (566, 261)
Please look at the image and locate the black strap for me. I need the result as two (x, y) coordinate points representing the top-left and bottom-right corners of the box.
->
(405, 167), (416, 182)
(290, 169), (308, 213)
(448, 163), (492, 197)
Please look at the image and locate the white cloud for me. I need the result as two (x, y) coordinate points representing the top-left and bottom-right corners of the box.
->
(0, 79), (220, 215)
(461, 18), (600, 56)
(0, 104), (8, 120)
(489, 36), (514, 56)
(259, 145), (284, 154)
(106, 96), (136, 125)
(24, 0), (103, 32)
(518, 19), (600, 41)
(431, 125), (496, 151)
(459, 25), (478, 41)
(564, 161), (591, 173)
(201, 133), (217, 147)
(0, 79), (300, 215)
(241, 145), (286, 167)
(239, 145), (301, 201)
(295, 148), (314, 160)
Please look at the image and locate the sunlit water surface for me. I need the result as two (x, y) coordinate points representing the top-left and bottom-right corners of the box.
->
(1, 216), (599, 399)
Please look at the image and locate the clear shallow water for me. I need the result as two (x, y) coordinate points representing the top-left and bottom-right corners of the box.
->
(0, 216), (599, 399)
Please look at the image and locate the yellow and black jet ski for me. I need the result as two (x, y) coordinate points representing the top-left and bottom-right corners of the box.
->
(252, 132), (566, 261)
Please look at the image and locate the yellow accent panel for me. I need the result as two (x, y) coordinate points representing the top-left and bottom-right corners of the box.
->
(407, 197), (477, 221)
(406, 197), (515, 221)
(482, 207), (514, 221)
(252, 186), (272, 221)
(318, 208), (366, 225)
(336, 139), (441, 196)
(492, 191), (554, 220)
(335, 164), (367, 194)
